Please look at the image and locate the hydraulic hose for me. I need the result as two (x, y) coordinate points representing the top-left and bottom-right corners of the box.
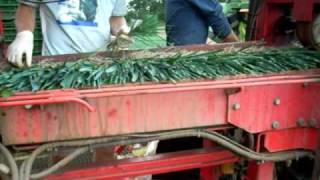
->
(0, 143), (19, 180)
(22, 129), (314, 180)
(30, 147), (89, 179)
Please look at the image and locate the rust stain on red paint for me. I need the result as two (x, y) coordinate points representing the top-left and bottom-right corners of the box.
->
(108, 109), (117, 117)
(126, 100), (131, 107)
(46, 113), (52, 120)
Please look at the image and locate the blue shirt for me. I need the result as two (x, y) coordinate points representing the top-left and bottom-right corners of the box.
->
(166, 0), (231, 45)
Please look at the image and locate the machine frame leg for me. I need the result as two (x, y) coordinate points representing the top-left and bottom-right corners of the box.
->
(246, 161), (275, 180)
(200, 140), (220, 180)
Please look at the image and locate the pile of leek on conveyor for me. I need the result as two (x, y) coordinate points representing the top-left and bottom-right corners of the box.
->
(1, 47), (320, 97)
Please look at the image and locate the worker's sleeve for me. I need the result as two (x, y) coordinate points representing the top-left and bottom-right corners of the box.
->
(17, 0), (39, 7)
(187, 0), (232, 39)
(112, 0), (127, 16)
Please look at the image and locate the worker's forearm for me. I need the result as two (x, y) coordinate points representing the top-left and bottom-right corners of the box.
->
(15, 4), (36, 33)
(110, 16), (127, 35)
(223, 31), (240, 43)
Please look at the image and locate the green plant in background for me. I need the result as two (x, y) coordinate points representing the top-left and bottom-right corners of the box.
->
(1, 47), (320, 96)
(219, 0), (249, 41)
(129, 15), (165, 49)
(125, 0), (166, 49)
(108, 15), (165, 51)
(126, 0), (165, 22)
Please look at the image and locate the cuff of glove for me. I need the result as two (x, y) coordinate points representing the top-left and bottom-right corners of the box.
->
(16, 31), (34, 40)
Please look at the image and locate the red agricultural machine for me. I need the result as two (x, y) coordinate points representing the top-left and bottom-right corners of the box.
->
(0, 0), (319, 180)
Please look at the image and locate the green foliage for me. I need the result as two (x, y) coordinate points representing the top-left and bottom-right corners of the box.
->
(127, 0), (165, 22)
(0, 48), (320, 94)
(129, 15), (164, 49)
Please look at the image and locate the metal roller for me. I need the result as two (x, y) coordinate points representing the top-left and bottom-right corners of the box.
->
(297, 14), (320, 50)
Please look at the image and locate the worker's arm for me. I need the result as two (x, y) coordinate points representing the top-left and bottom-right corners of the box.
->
(6, 3), (36, 67)
(16, 4), (36, 32)
(110, 0), (129, 35)
(110, 16), (130, 36)
(187, 0), (239, 42)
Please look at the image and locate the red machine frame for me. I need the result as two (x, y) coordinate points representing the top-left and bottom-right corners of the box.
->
(0, 44), (319, 179)
(0, 0), (320, 178)
(253, 0), (320, 44)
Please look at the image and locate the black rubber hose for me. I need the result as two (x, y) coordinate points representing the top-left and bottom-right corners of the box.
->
(30, 147), (89, 179)
(0, 143), (19, 180)
(23, 129), (314, 180)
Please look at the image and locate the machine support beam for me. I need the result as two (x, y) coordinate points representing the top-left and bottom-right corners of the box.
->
(247, 161), (275, 180)
(46, 148), (238, 180)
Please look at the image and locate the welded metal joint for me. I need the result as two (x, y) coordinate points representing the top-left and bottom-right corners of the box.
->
(272, 121), (280, 129)
(273, 98), (281, 106)
(233, 103), (241, 110)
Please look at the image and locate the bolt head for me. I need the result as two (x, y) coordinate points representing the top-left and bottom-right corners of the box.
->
(309, 119), (318, 128)
(297, 118), (306, 127)
(273, 98), (281, 105)
(24, 105), (33, 110)
(272, 121), (280, 129)
(233, 103), (241, 110)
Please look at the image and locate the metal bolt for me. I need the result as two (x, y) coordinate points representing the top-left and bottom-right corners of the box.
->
(303, 82), (309, 87)
(233, 103), (241, 110)
(24, 105), (33, 110)
(272, 121), (280, 129)
(309, 119), (317, 128)
(297, 118), (306, 127)
(273, 98), (281, 106)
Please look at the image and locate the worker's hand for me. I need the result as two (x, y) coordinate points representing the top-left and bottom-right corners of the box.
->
(6, 31), (34, 68)
(118, 24), (131, 35)
(108, 24), (133, 51)
(206, 38), (217, 45)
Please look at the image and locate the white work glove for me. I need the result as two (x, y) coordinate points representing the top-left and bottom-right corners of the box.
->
(7, 31), (34, 68)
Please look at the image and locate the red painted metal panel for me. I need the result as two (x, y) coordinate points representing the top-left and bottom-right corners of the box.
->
(253, 0), (320, 43)
(264, 128), (317, 152)
(46, 148), (238, 180)
(254, 3), (284, 43)
(228, 83), (320, 133)
(246, 162), (275, 180)
(292, 0), (314, 22)
(0, 89), (227, 145)
(200, 140), (220, 180)
(0, 70), (319, 145)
